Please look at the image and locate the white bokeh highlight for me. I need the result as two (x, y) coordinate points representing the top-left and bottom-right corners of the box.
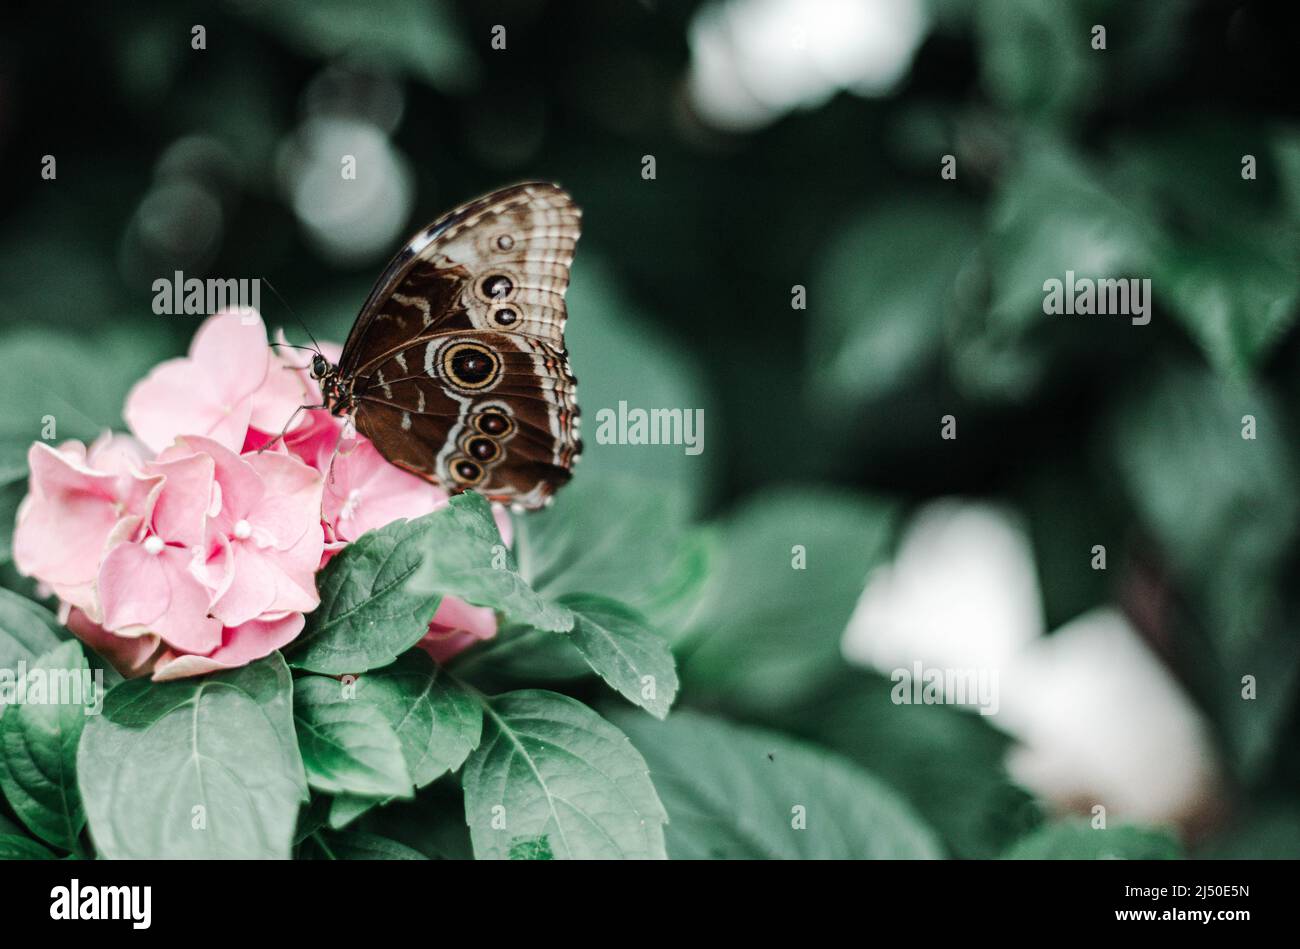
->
(841, 499), (1221, 827)
(686, 0), (930, 131)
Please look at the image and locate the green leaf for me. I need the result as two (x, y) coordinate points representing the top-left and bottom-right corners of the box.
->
(460, 689), (667, 859)
(680, 489), (896, 712)
(614, 709), (943, 859)
(562, 261), (719, 504)
(0, 640), (98, 851)
(974, 0), (1101, 121)
(514, 476), (696, 611)
(0, 588), (66, 671)
(780, 669), (1040, 858)
(0, 834), (56, 859)
(293, 675), (412, 798)
(811, 198), (980, 407)
(78, 653), (307, 859)
(351, 651), (481, 787)
(0, 327), (174, 445)
(322, 651), (482, 824)
(1197, 801), (1300, 859)
(987, 143), (1157, 333)
(557, 594), (678, 719)
(1002, 820), (1181, 859)
(304, 829), (428, 860)
(326, 793), (377, 830)
(467, 477), (708, 685)
(1109, 363), (1298, 659)
(1109, 121), (1300, 375)
(454, 501), (712, 686)
(1157, 227), (1299, 377)
(289, 517), (444, 675)
(403, 492), (573, 633)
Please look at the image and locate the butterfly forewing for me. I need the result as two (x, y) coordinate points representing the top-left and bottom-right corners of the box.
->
(338, 182), (582, 510)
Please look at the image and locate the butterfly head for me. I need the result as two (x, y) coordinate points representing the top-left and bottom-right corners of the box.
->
(310, 353), (330, 380)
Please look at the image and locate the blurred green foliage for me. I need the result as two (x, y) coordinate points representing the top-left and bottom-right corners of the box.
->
(1, 0), (1298, 859)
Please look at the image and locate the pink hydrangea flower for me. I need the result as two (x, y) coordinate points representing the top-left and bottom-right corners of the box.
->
(163, 435), (324, 627)
(12, 434), (162, 619)
(125, 309), (276, 454)
(421, 598), (499, 664)
(14, 309), (515, 680)
(321, 436), (449, 545)
(98, 450), (225, 654)
(150, 614), (307, 682)
(317, 433), (512, 658)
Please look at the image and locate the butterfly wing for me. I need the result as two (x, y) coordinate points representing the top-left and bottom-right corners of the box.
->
(340, 182), (582, 509)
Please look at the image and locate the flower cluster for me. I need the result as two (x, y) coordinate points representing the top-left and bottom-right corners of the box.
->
(12, 310), (506, 680)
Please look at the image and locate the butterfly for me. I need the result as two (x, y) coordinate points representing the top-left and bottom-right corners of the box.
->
(306, 182), (582, 511)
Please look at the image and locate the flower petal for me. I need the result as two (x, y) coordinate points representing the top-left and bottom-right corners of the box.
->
(124, 358), (249, 454)
(65, 608), (161, 679)
(99, 542), (222, 654)
(146, 451), (215, 548)
(419, 596), (498, 663)
(150, 613), (305, 682)
(189, 309), (272, 405)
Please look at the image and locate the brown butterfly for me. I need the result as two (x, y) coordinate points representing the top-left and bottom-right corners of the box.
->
(308, 182), (582, 511)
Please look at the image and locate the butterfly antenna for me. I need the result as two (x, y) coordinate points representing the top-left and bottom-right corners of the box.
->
(260, 276), (322, 354)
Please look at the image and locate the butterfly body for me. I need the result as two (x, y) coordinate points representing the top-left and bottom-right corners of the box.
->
(312, 182), (583, 511)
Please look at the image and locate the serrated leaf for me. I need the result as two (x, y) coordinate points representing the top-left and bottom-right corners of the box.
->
(78, 653), (306, 859)
(403, 492), (572, 633)
(293, 675), (412, 798)
(461, 689), (667, 859)
(0, 640), (98, 851)
(461, 480), (709, 687)
(1002, 821), (1181, 860)
(323, 651), (482, 825)
(290, 517), (443, 674)
(355, 650), (481, 786)
(558, 594), (677, 719)
(614, 709), (943, 859)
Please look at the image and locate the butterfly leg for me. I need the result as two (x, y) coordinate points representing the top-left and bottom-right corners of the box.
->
(256, 403), (323, 454)
(322, 413), (361, 486)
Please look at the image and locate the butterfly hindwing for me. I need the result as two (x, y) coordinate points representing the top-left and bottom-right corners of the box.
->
(353, 331), (580, 508)
(339, 182), (582, 509)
